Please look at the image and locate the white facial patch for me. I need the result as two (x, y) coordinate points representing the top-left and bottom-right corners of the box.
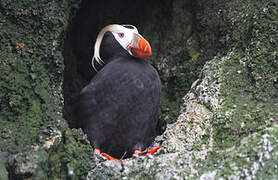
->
(111, 29), (134, 51)
(92, 24), (140, 70)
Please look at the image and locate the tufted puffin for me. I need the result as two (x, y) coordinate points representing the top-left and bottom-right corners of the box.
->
(75, 24), (161, 160)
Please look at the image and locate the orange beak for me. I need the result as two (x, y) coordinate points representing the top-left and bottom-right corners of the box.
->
(130, 37), (152, 58)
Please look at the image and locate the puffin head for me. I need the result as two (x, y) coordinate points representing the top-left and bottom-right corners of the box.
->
(92, 24), (152, 69)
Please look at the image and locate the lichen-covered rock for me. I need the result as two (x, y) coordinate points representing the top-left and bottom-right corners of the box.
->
(46, 129), (95, 179)
(195, 0), (278, 151)
(87, 0), (278, 179)
(0, 0), (96, 178)
(199, 125), (278, 179)
(145, 0), (202, 128)
(1, 0), (277, 178)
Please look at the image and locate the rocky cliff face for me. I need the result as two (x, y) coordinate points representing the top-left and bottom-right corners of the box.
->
(0, 0), (277, 179)
(0, 0), (94, 179)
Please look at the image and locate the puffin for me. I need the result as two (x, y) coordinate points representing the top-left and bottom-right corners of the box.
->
(75, 24), (161, 160)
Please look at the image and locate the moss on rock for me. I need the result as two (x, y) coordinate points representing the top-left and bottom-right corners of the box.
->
(196, 0), (278, 151)
(46, 128), (95, 180)
(0, 0), (95, 178)
(1, 0), (277, 178)
(197, 125), (278, 179)
(139, 0), (203, 131)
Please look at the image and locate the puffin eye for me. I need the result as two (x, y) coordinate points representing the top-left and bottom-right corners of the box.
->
(118, 33), (124, 38)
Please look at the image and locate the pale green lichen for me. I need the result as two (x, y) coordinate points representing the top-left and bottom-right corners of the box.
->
(199, 125), (278, 179)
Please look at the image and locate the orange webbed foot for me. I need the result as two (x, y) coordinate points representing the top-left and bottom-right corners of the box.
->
(134, 149), (148, 155)
(94, 149), (119, 161)
(147, 145), (160, 155)
(134, 145), (160, 156)
(101, 152), (119, 161)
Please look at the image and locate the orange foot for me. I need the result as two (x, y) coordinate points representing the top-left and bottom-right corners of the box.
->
(134, 145), (161, 155)
(94, 145), (161, 161)
(94, 149), (119, 161)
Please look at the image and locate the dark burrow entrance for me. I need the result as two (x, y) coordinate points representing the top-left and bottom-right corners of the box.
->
(63, 0), (200, 143)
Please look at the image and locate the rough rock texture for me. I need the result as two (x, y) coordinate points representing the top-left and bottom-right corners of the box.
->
(0, 0), (94, 179)
(87, 0), (278, 179)
(1, 0), (277, 179)
(145, 0), (202, 130)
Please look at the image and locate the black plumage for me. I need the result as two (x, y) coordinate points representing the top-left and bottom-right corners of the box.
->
(75, 31), (161, 158)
